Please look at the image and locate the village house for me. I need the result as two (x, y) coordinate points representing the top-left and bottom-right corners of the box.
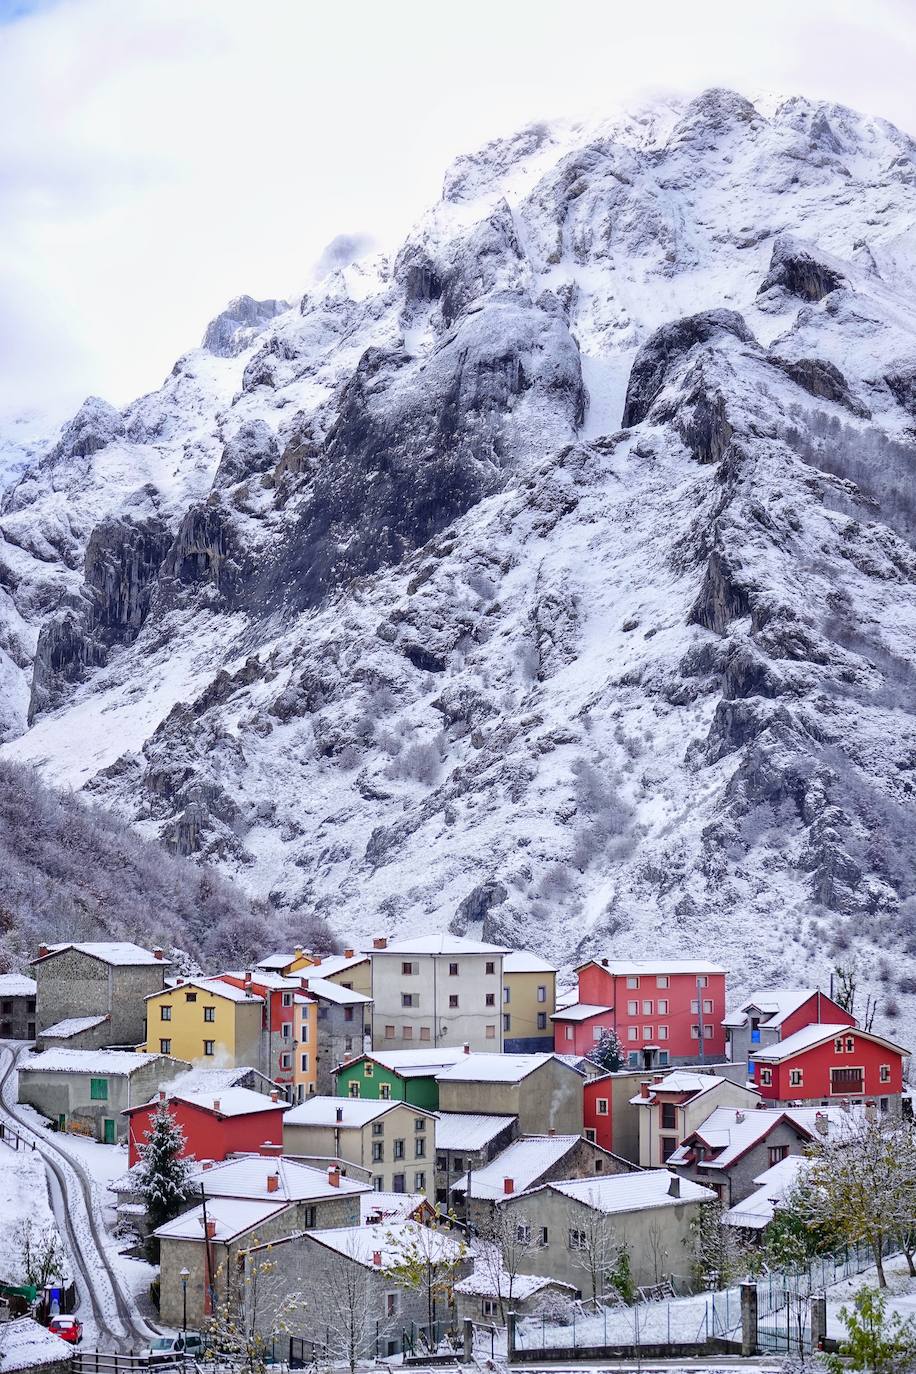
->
(723, 987), (854, 1075)
(451, 1133), (633, 1230)
(750, 1023), (909, 1109)
(283, 1096), (436, 1194)
(583, 1073), (614, 1153)
(292, 993), (318, 1102)
(305, 949), (373, 999)
(434, 1111), (518, 1206)
(255, 947), (318, 977)
(123, 1085), (287, 1166)
(17, 1049), (187, 1142)
(365, 934), (509, 1052)
(0, 1316), (73, 1374)
(724, 1153), (811, 1234)
(552, 960), (727, 1068)
(435, 1052), (585, 1135)
(32, 942), (170, 1050)
(586, 1062), (747, 1166)
(361, 1191), (437, 1225)
(454, 1269), (576, 1324)
(334, 1047), (470, 1109)
(499, 1171), (716, 1293)
(667, 1105), (820, 1206)
(217, 970), (301, 1088)
(501, 951), (557, 1053)
(191, 1152), (371, 1220)
(140, 977), (263, 1068)
(0, 975), (36, 1042)
(630, 1070), (763, 1167)
(298, 977), (373, 1093)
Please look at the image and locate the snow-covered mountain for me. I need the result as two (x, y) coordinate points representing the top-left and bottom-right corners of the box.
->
(4, 88), (916, 1027)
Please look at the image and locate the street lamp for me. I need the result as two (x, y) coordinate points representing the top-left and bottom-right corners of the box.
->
(180, 1267), (190, 1344)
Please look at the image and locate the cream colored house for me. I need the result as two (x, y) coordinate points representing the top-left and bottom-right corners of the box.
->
(283, 1095), (436, 1194)
(631, 1070), (762, 1167)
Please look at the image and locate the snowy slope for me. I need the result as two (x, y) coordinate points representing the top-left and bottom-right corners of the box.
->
(4, 89), (916, 1034)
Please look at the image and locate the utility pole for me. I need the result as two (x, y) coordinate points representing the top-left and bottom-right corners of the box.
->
(698, 977), (705, 1065)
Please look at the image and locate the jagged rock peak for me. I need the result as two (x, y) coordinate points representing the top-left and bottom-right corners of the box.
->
(202, 295), (290, 357)
(47, 396), (125, 463)
(622, 310), (756, 428)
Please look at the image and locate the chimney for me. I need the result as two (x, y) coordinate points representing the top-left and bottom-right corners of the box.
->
(328, 1166), (341, 1188)
(814, 1111), (828, 1137)
(653, 1074), (664, 1085)
(503, 1177), (514, 1195)
(667, 1175), (681, 1198)
(294, 947), (304, 959)
(547, 1127), (555, 1136)
(153, 947), (164, 960)
(865, 1101), (878, 1123)
(735, 1110), (745, 1123)
(372, 936), (388, 950)
(37, 943), (50, 959)
(372, 1250), (382, 1267)
(463, 1042), (471, 1055)
(639, 1081), (651, 1099)
(336, 1107), (344, 1123)
(344, 948), (355, 959)
(202, 1160), (214, 1171)
(244, 971), (253, 986)
(260, 1143), (283, 1156)
(206, 1219), (216, 1239)
(600, 958), (609, 967)
(267, 1173), (280, 1194)
(158, 1089), (166, 1102)
(212, 1099), (221, 1113)
(270, 1090), (280, 1103)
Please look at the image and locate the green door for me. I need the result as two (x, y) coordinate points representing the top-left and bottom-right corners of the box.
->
(57, 1114), (66, 1132)
(103, 1118), (115, 1144)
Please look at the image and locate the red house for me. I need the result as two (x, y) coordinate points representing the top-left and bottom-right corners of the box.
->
(583, 1073), (614, 1152)
(217, 971), (300, 1087)
(723, 987), (854, 1077)
(553, 960), (727, 1068)
(123, 1085), (286, 1166)
(751, 1023), (909, 1109)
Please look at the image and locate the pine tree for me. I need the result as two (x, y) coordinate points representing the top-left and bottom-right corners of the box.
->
(137, 1101), (197, 1258)
(587, 1027), (624, 1073)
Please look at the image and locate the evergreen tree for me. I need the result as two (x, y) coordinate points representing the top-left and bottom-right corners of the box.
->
(137, 1101), (197, 1258)
(587, 1027), (624, 1073)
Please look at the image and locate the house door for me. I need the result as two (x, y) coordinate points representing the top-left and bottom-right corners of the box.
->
(57, 1114), (66, 1132)
(103, 1119), (116, 1144)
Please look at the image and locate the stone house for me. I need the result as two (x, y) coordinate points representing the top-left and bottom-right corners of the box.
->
(0, 1316), (74, 1374)
(434, 1111), (518, 1206)
(593, 1062), (748, 1166)
(667, 1106), (819, 1206)
(32, 942), (170, 1049)
(365, 934), (509, 1053)
(454, 1270), (576, 1324)
(283, 1096), (436, 1194)
(499, 1170), (716, 1293)
(156, 1159), (369, 1329)
(0, 976), (37, 1043)
(305, 949), (372, 999)
(17, 1048), (188, 1142)
(435, 1053), (585, 1135)
(297, 978), (373, 1093)
(451, 1133), (636, 1231)
(630, 1070), (763, 1167)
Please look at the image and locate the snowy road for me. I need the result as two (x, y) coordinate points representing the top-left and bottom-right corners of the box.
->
(0, 1044), (157, 1352)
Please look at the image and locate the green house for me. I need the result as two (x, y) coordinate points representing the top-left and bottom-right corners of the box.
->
(334, 1048), (471, 1112)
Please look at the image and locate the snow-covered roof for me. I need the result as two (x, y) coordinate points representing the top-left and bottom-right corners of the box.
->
(369, 935), (510, 956)
(154, 1198), (288, 1242)
(348, 1047), (471, 1077)
(308, 953), (370, 979)
(153, 1065), (255, 1098)
(724, 1155), (810, 1230)
(455, 1268), (574, 1299)
(307, 1220), (465, 1268)
(503, 951), (556, 975)
(221, 969), (301, 990)
(668, 1107), (813, 1168)
(284, 1096), (432, 1128)
(361, 1192), (431, 1223)
(144, 977), (262, 1004)
(751, 1022), (910, 1062)
(452, 1135), (581, 1199)
(35, 942), (169, 967)
(436, 1052), (565, 1084)
(255, 951), (314, 971)
(298, 976), (371, 1005)
(435, 1112), (517, 1151)
(550, 1003), (613, 1023)
(628, 1071), (747, 1105)
(19, 1048), (167, 1075)
(40, 1014), (109, 1039)
(0, 1318), (70, 1373)
(190, 1155), (370, 1201)
(723, 988), (819, 1030)
(536, 1170), (716, 1214)
(0, 975), (36, 998)
(145, 1087), (285, 1118)
(576, 959), (726, 976)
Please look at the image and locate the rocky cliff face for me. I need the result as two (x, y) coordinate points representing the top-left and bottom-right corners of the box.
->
(4, 89), (916, 1026)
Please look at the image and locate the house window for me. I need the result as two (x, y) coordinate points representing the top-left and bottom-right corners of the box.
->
(449, 995), (459, 1009)
(845, 1036), (855, 1054)
(831, 1066), (864, 1094)
(415, 1138), (426, 1158)
(661, 1137), (677, 1161)
(185, 991), (197, 1003)
(627, 1000), (638, 1016)
(691, 1000), (699, 1014)
(393, 1174), (406, 1193)
(643, 1026), (653, 1040)
(372, 1122), (384, 1136)
(759, 1068), (772, 1086)
(344, 1007), (354, 1022)
(627, 1027), (638, 1041)
(537, 985), (547, 1003)
(703, 999), (713, 1015)
(691, 1025), (700, 1039)
(568, 1228), (587, 1250)
(349, 1082), (361, 1098)
(485, 961), (495, 975)
(503, 987), (510, 1004)
(282, 992), (292, 1007)
(657, 999), (668, 1015)
(658, 1025), (669, 1041)
(453, 1157), (464, 1173)
(485, 993), (495, 1007)
(538, 1226), (549, 1247)
(642, 1000), (653, 1015)
(626, 976), (639, 989)
(402, 1026), (413, 1040)
(486, 1025), (496, 1039)
(415, 1117), (425, 1132)
(585, 1128), (596, 1142)
(449, 962), (459, 977)
(659, 1051), (670, 1067)
(204, 1006), (215, 1023)
(661, 1103), (676, 1130)
(516, 1224), (531, 1245)
(595, 1158), (604, 1173)
(402, 994), (415, 1008)
(379, 1083), (391, 1099)
(503, 1015), (511, 1032)
(384, 1025), (395, 1039)
(768, 1145), (790, 1166)
(203, 1040), (215, 1056)
(303, 1206), (316, 1228)
(364, 1061), (374, 1076)
(420, 1027), (431, 1041)
(596, 1098), (608, 1115)
(789, 1068), (804, 1088)
(372, 1142), (384, 1163)
(282, 1023), (292, 1038)
(656, 976), (669, 989)
(160, 1038), (171, 1055)
(880, 1064), (892, 1083)
(834, 1037), (845, 1054)
(564, 1025), (573, 1042)
(414, 1171), (426, 1191)
(402, 962), (414, 976)
(301, 1015), (310, 1043)
(386, 1293), (398, 1318)
(90, 1078), (108, 1101)
(696, 976), (708, 988)
(300, 1052), (309, 1072)
(627, 1051), (640, 1067)
(393, 1138), (405, 1160)
(592, 1026), (604, 1042)
(705, 1025), (713, 1038)
(537, 1013), (547, 1030)
(0, 1001), (9, 1014)
(160, 1006), (172, 1022)
(482, 1299), (496, 1319)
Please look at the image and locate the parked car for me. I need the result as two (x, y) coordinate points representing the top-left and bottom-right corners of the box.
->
(147, 1333), (204, 1361)
(49, 1317), (82, 1345)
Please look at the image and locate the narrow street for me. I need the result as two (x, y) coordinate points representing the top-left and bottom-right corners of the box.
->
(0, 1044), (157, 1352)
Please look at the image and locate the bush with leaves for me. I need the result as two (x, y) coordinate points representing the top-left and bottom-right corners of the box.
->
(688, 1200), (752, 1291)
(826, 1286), (916, 1374)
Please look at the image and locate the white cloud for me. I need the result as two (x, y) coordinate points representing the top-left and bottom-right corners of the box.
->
(2, 0), (916, 416)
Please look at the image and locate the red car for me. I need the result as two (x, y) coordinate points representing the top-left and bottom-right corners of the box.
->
(49, 1317), (82, 1345)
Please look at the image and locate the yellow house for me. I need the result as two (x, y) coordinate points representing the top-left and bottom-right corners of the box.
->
(292, 992), (319, 1103)
(305, 949), (372, 999)
(502, 951), (557, 1053)
(142, 978), (263, 1067)
(255, 947), (319, 977)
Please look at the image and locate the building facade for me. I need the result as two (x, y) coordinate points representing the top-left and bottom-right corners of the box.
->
(141, 978), (263, 1068)
(631, 1071), (763, 1167)
(0, 975), (37, 1041)
(17, 1049), (187, 1142)
(502, 952), (556, 1053)
(668, 1107), (817, 1206)
(32, 943), (170, 1049)
(435, 1053), (584, 1136)
(334, 1048), (469, 1110)
(298, 978), (373, 1093)
(366, 935), (508, 1052)
(751, 1023), (908, 1109)
(124, 1086), (286, 1165)
(217, 971), (300, 1088)
(724, 988), (854, 1076)
(283, 1097), (436, 1194)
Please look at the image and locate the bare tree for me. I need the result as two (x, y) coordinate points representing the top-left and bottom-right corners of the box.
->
(475, 1209), (533, 1324)
(14, 1220), (65, 1290)
(203, 1246), (302, 1374)
(564, 1199), (621, 1303)
(291, 1238), (398, 1373)
(384, 1223), (468, 1347)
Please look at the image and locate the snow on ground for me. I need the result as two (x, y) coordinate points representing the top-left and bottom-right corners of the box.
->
(825, 1254), (916, 1339)
(0, 1147), (62, 1285)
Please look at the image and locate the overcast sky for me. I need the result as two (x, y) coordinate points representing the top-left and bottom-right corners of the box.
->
(3, 0), (916, 425)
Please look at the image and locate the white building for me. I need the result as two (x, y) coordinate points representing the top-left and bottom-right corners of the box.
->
(365, 935), (510, 1052)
